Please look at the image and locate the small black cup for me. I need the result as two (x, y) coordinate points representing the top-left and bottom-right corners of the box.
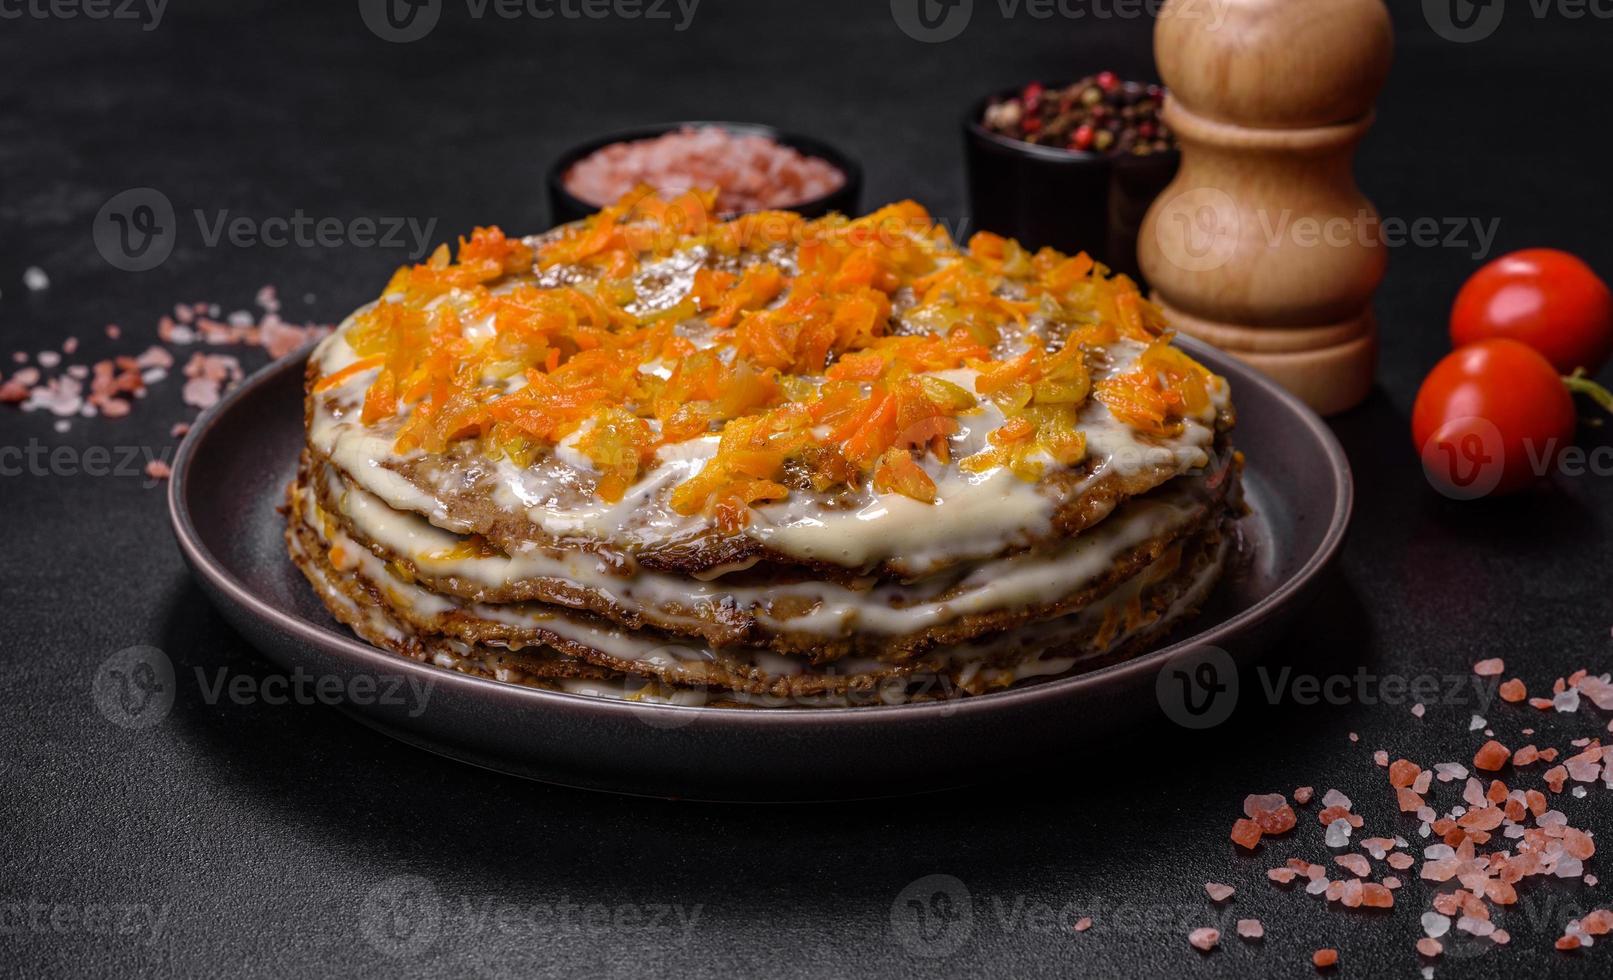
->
(964, 92), (1179, 284)
(546, 122), (863, 228)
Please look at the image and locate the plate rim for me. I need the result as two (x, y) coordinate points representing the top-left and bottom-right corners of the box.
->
(167, 335), (1352, 727)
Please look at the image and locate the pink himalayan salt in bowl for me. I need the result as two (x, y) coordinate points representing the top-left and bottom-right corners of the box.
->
(554, 124), (856, 219)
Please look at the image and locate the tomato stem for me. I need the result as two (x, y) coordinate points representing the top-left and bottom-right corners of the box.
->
(1564, 370), (1613, 416)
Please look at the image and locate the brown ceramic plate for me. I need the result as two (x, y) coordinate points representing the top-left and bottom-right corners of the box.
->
(167, 337), (1351, 801)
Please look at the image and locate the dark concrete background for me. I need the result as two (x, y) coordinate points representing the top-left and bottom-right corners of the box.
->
(4, 1), (1613, 976)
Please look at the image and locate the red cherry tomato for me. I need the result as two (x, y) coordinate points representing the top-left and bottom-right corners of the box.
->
(1412, 339), (1576, 498)
(1450, 248), (1613, 375)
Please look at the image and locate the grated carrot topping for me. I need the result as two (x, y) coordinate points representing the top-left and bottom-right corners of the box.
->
(309, 187), (1221, 523)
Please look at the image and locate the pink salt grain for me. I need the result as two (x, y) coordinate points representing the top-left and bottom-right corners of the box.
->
(1361, 882), (1394, 908)
(1335, 854), (1371, 877)
(1474, 658), (1505, 676)
(1188, 927), (1220, 952)
(1205, 882), (1234, 903)
(1073, 917), (1092, 932)
(1230, 818), (1262, 850)
(1237, 918), (1264, 940)
(1473, 740), (1510, 771)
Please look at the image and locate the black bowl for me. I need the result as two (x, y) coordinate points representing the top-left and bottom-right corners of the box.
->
(964, 90), (1179, 283)
(545, 121), (863, 227)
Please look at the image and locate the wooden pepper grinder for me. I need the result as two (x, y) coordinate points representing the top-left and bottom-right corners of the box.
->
(1138, 0), (1393, 416)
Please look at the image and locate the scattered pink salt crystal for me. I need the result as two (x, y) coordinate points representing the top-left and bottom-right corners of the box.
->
(1474, 658), (1505, 676)
(1335, 854), (1371, 877)
(135, 345), (174, 370)
(1187, 927), (1220, 952)
(1205, 882), (1234, 903)
(1236, 919), (1263, 940)
(182, 376), (221, 410)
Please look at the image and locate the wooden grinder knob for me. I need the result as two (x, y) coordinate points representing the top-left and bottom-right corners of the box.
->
(1139, 0), (1393, 416)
